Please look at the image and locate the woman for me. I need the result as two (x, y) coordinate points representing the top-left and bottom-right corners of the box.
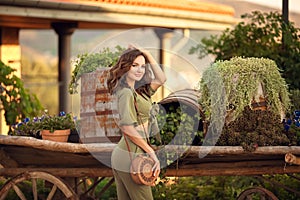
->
(107, 46), (166, 200)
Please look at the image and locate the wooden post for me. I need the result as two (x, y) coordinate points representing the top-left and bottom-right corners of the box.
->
(282, 0), (289, 24)
(282, 0), (289, 49)
(52, 22), (77, 113)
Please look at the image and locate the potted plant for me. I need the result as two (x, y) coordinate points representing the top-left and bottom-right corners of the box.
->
(197, 57), (292, 149)
(199, 57), (290, 123)
(13, 110), (76, 142)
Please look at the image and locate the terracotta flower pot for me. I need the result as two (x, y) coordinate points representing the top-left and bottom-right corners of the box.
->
(41, 129), (70, 142)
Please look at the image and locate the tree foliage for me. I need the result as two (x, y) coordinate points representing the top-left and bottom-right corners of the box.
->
(0, 61), (43, 134)
(190, 11), (300, 90)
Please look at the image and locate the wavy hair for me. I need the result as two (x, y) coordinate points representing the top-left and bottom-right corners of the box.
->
(107, 48), (153, 98)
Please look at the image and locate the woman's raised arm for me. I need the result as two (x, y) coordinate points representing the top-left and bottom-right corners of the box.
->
(128, 44), (166, 91)
(143, 50), (166, 91)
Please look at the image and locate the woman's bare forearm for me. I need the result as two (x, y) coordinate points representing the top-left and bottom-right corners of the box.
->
(121, 125), (154, 154)
(143, 50), (166, 90)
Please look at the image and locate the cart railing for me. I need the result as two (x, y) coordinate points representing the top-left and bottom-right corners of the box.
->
(1, 135), (300, 177)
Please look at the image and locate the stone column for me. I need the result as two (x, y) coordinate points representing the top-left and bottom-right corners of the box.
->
(52, 23), (77, 113)
(0, 27), (21, 134)
(0, 27), (21, 75)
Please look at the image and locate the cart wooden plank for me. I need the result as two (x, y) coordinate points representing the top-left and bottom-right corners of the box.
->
(1, 136), (300, 177)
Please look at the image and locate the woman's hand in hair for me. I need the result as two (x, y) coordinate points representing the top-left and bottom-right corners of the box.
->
(127, 43), (166, 90)
(128, 43), (138, 50)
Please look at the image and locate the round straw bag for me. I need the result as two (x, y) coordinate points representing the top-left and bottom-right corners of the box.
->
(130, 155), (159, 186)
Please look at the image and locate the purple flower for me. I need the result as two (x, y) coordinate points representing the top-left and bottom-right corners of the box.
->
(14, 123), (21, 129)
(284, 124), (290, 131)
(59, 111), (66, 117)
(39, 116), (45, 121)
(23, 118), (30, 123)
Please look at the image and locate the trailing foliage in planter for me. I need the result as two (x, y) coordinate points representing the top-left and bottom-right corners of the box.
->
(0, 61), (43, 134)
(199, 57), (290, 123)
(69, 45), (125, 94)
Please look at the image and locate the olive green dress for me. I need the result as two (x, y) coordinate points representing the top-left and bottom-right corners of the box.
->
(111, 87), (154, 200)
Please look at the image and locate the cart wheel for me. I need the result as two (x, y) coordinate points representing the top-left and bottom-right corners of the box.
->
(237, 187), (278, 200)
(0, 171), (78, 200)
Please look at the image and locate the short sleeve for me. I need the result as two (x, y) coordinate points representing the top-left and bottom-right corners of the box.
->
(117, 88), (138, 126)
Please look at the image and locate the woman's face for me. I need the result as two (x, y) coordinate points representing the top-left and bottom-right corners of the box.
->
(126, 55), (146, 84)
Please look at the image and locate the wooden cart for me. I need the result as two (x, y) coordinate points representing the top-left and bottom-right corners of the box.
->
(1, 135), (300, 199)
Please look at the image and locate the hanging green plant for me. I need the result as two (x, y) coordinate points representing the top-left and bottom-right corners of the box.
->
(199, 57), (290, 123)
(69, 45), (125, 94)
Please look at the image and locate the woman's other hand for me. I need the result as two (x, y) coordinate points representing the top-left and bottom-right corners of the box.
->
(148, 151), (160, 185)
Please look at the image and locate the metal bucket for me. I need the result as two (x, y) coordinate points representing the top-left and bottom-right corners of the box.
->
(158, 89), (207, 144)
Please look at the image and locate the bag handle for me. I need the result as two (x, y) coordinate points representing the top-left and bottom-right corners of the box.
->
(132, 94), (151, 145)
(123, 91), (151, 161)
(124, 133), (133, 162)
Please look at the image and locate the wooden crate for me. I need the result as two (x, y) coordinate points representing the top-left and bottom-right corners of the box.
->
(80, 68), (121, 143)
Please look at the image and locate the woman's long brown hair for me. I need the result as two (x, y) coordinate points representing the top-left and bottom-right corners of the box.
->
(107, 48), (153, 98)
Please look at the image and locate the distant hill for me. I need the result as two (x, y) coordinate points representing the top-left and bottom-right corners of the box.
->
(207, 0), (300, 27)
(20, 30), (111, 58)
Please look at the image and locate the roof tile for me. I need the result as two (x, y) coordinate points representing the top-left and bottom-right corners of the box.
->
(62, 0), (234, 15)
